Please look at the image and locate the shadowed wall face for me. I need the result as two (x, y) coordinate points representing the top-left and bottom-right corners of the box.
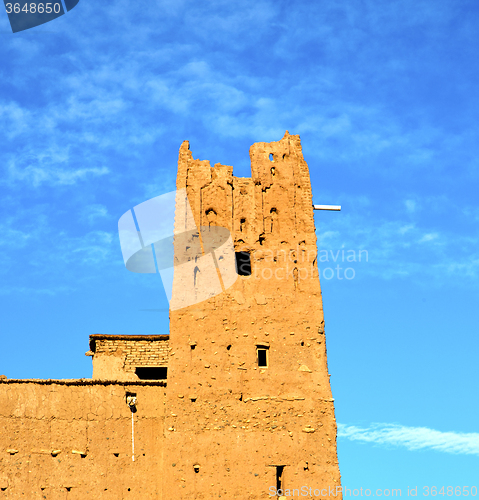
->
(165, 132), (342, 499)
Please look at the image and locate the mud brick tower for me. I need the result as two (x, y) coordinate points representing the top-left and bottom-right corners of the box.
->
(163, 131), (341, 498)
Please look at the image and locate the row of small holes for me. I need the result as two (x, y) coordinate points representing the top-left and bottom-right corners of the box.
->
(269, 153), (287, 161)
(191, 344), (232, 350)
(192, 343), (305, 348)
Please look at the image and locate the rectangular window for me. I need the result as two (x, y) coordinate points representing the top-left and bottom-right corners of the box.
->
(235, 251), (251, 276)
(276, 465), (284, 492)
(135, 367), (167, 380)
(257, 346), (269, 368)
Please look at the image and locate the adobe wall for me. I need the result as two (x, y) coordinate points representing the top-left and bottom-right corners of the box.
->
(164, 132), (342, 498)
(0, 380), (166, 499)
(89, 335), (169, 381)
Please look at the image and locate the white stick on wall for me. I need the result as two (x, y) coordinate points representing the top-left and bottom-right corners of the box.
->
(313, 204), (341, 211)
(126, 395), (137, 462)
(131, 412), (135, 462)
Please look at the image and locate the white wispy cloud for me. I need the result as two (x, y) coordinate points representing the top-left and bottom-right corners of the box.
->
(338, 422), (479, 456)
(81, 204), (110, 224)
(418, 232), (439, 243)
(0, 100), (31, 139)
(404, 199), (417, 213)
(0, 224), (32, 248)
(69, 230), (116, 265)
(5, 150), (109, 187)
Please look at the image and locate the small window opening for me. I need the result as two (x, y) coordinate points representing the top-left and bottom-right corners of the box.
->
(205, 208), (217, 225)
(66, 487), (71, 492)
(190, 397), (197, 402)
(259, 234), (265, 245)
(227, 345), (232, 351)
(235, 251), (251, 276)
(193, 464), (200, 473)
(269, 153), (274, 161)
(257, 347), (269, 368)
(240, 218), (246, 232)
(269, 208), (278, 233)
(191, 344), (196, 350)
(300, 341), (304, 346)
(276, 465), (285, 492)
(113, 453), (119, 457)
(135, 367), (167, 380)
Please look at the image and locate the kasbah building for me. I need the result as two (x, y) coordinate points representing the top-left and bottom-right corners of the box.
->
(0, 132), (342, 499)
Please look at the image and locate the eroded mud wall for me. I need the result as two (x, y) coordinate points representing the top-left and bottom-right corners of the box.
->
(0, 381), (166, 499)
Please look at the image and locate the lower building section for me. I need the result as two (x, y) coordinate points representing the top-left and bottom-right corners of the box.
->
(0, 380), (165, 499)
(0, 380), (341, 499)
(162, 394), (341, 499)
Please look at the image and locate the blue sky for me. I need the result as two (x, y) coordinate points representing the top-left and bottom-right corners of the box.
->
(1, 0), (478, 492)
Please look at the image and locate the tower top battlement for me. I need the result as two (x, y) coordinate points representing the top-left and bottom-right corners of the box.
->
(176, 131), (317, 252)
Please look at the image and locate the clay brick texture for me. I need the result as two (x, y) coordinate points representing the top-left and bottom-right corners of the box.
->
(89, 335), (170, 381)
(0, 132), (342, 499)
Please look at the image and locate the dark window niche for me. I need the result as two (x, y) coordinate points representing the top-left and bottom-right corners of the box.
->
(257, 347), (269, 368)
(235, 251), (251, 276)
(135, 367), (167, 380)
(276, 465), (285, 491)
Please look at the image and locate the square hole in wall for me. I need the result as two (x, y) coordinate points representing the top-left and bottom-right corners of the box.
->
(135, 367), (167, 380)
